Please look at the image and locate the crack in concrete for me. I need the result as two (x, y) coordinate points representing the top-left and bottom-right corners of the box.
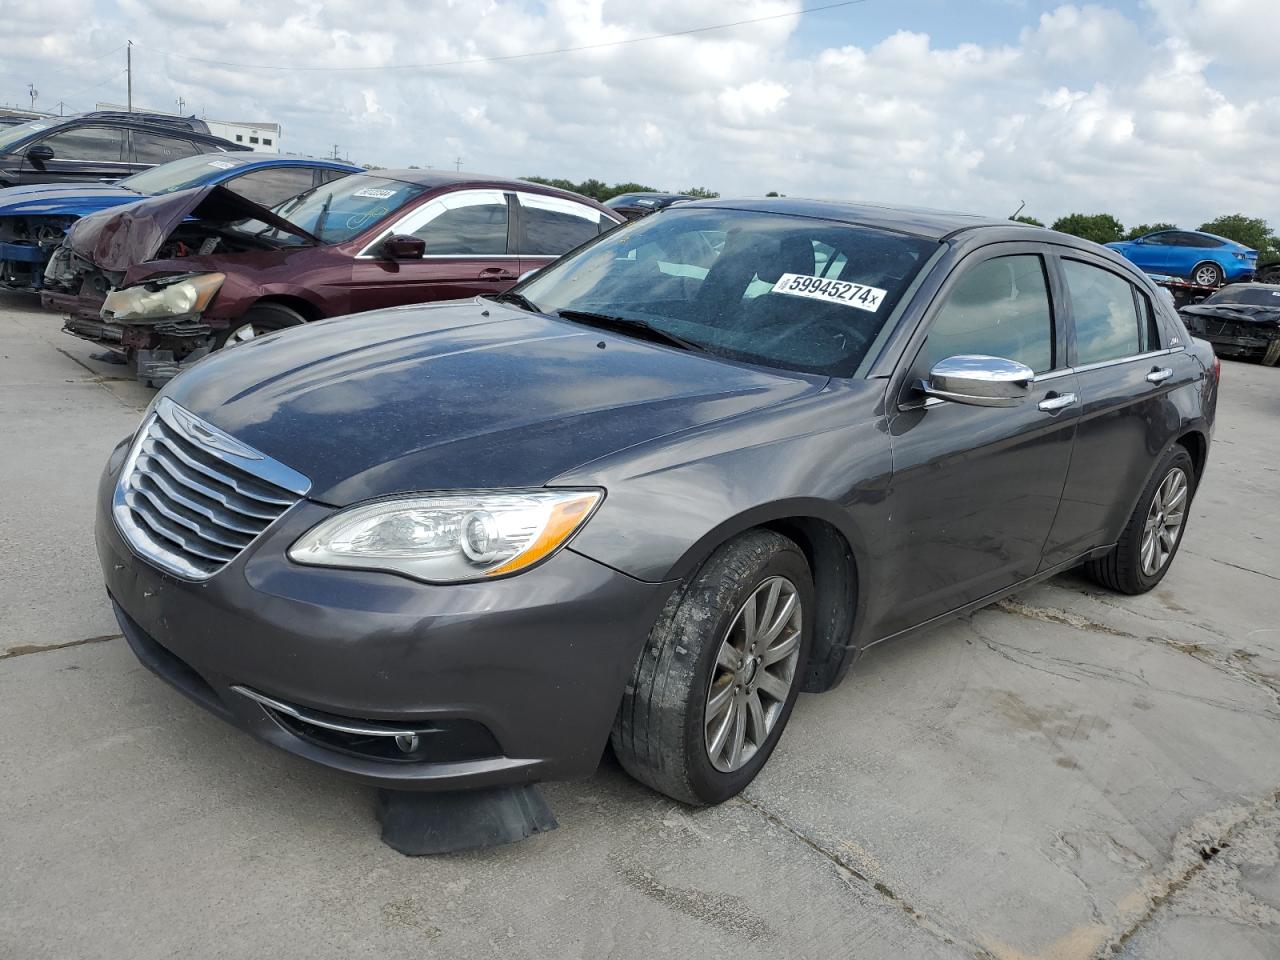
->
(991, 598), (1280, 710)
(0, 633), (121, 661)
(1102, 790), (1280, 957)
(1183, 549), (1280, 584)
(734, 793), (996, 959)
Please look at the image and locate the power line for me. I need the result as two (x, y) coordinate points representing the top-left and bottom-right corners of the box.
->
(140, 0), (869, 73)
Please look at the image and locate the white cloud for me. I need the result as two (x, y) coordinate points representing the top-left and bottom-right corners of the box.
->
(2, 0), (1278, 228)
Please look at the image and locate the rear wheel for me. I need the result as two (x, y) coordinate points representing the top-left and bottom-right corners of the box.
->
(1191, 261), (1224, 287)
(612, 530), (813, 805)
(215, 302), (306, 349)
(1085, 447), (1195, 594)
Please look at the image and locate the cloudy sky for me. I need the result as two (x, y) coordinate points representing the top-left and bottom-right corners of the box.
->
(4, 0), (1277, 229)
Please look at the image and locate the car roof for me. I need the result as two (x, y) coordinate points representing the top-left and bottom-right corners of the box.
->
(214, 154), (358, 170)
(671, 196), (1019, 240)
(369, 169), (618, 212)
(4, 111), (244, 150)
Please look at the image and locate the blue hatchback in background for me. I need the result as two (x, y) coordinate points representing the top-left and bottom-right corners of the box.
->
(1106, 229), (1257, 287)
(0, 153), (360, 290)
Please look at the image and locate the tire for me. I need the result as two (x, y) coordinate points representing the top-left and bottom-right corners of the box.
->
(1190, 261), (1224, 287)
(611, 530), (814, 806)
(215, 302), (306, 349)
(1085, 447), (1195, 595)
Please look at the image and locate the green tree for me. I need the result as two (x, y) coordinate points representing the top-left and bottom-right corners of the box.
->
(1124, 222), (1177, 240)
(521, 176), (658, 202)
(1198, 216), (1269, 256)
(1011, 215), (1044, 227)
(1051, 213), (1125, 244)
(681, 186), (719, 199)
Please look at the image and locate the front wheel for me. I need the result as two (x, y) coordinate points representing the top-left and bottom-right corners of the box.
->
(1085, 447), (1195, 594)
(1191, 262), (1224, 287)
(215, 302), (306, 349)
(612, 530), (813, 805)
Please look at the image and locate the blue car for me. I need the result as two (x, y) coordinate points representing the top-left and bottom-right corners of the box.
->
(1106, 229), (1257, 288)
(0, 153), (359, 290)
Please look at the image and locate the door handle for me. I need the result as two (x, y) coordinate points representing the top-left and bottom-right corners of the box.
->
(1037, 392), (1077, 412)
(1146, 367), (1173, 384)
(478, 266), (516, 280)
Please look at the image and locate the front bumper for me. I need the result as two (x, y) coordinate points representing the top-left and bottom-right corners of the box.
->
(1183, 315), (1280, 362)
(97, 440), (672, 791)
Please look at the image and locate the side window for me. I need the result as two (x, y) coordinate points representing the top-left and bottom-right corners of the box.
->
(131, 132), (200, 164)
(1136, 290), (1162, 352)
(1062, 260), (1142, 365)
(225, 167), (318, 206)
(518, 194), (602, 255)
(313, 168), (350, 186)
(412, 194), (509, 255)
(919, 255), (1055, 374)
(33, 126), (125, 162)
(1177, 232), (1220, 248)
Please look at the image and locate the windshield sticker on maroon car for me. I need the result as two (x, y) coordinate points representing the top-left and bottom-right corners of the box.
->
(772, 273), (887, 312)
(352, 187), (396, 200)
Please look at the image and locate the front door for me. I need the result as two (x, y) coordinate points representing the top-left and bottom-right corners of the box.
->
(1040, 255), (1201, 565)
(348, 189), (519, 313)
(873, 249), (1080, 638)
(20, 125), (129, 184)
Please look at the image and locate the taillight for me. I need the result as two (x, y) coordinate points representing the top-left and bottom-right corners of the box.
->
(1213, 355), (1222, 382)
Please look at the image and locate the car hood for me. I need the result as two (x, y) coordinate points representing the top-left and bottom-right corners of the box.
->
(163, 301), (824, 504)
(1182, 304), (1280, 325)
(66, 183), (320, 272)
(0, 181), (136, 218)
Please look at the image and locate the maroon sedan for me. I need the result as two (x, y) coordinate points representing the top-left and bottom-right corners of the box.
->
(47, 170), (622, 379)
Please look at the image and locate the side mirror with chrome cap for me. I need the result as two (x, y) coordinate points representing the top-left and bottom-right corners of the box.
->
(922, 355), (1034, 408)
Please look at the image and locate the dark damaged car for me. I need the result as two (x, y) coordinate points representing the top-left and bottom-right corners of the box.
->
(1179, 283), (1280, 366)
(96, 200), (1218, 820)
(47, 170), (623, 381)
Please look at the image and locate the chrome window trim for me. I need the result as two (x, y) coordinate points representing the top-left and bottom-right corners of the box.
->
(355, 188), (510, 259)
(1071, 345), (1184, 375)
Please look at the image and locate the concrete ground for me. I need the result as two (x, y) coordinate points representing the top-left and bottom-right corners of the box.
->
(1, 291), (1277, 960)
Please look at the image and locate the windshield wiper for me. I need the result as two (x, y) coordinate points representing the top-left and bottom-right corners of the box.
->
(484, 290), (542, 313)
(555, 309), (704, 353)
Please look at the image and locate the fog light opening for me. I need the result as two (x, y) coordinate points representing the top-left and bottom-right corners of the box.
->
(395, 733), (421, 754)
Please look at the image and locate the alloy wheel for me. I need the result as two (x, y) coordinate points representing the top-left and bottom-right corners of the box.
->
(228, 324), (262, 345)
(1140, 467), (1188, 576)
(703, 576), (803, 773)
(1194, 265), (1220, 286)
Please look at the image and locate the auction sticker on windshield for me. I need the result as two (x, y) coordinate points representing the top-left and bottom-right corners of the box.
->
(207, 160), (235, 169)
(353, 188), (396, 200)
(772, 273), (886, 312)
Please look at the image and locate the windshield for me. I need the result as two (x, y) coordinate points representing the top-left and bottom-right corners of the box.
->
(237, 174), (426, 245)
(518, 207), (939, 376)
(1205, 286), (1280, 307)
(119, 154), (249, 196)
(0, 118), (57, 151)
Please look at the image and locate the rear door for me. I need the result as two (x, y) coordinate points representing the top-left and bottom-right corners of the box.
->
(128, 130), (202, 175)
(514, 191), (613, 276)
(1039, 253), (1198, 566)
(877, 248), (1079, 637)
(347, 188), (517, 312)
(18, 125), (128, 184)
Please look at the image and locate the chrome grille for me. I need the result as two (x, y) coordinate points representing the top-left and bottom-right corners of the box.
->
(114, 397), (310, 580)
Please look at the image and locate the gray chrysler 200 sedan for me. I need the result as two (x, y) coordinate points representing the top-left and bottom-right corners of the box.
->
(96, 199), (1218, 810)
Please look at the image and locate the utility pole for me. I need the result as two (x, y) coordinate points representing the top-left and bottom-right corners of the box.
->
(175, 96), (185, 114)
(56, 100), (67, 116)
(26, 83), (37, 111)
(454, 156), (462, 172)
(332, 143), (340, 160)
(126, 40), (132, 112)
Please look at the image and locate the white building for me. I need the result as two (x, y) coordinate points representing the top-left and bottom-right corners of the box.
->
(96, 102), (280, 152)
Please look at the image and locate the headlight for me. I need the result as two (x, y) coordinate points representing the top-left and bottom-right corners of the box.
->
(288, 490), (603, 583)
(101, 272), (225, 321)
